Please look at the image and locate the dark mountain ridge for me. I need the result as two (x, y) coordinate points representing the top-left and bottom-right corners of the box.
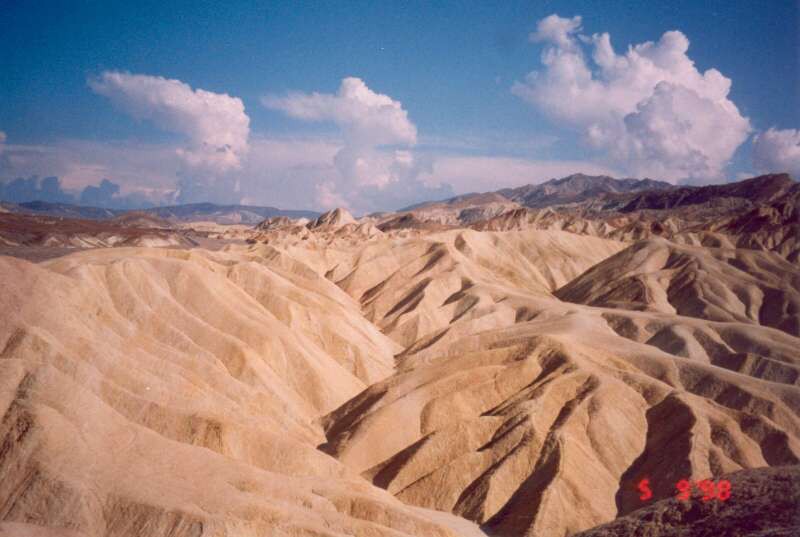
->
(497, 173), (673, 208)
(618, 173), (796, 212)
(398, 174), (670, 215)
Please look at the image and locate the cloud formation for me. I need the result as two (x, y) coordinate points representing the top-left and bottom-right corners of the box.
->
(0, 176), (74, 204)
(2, 135), (622, 213)
(752, 128), (800, 178)
(89, 71), (250, 172)
(0, 136), (339, 210)
(0, 139), (180, 202)
(263, 77), (416, 148)
(0, 175), (152, 209)
(513, 14), (751, 182)
(263, 77), (432, 210)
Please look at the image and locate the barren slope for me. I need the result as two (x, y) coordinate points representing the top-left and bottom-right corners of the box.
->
(556, 238), (800, 336)
(0, 247), (483, 537)
(1, 208), (798, 537)
(316, 231), (800, 536)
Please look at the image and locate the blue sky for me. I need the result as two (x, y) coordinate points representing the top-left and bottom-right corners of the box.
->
(1, 0), (798, 212)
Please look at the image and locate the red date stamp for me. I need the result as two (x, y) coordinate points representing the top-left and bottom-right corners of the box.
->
(637, 478), (732, 502)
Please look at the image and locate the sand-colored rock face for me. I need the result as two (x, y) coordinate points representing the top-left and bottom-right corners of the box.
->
(0, 246), (484, 537)
(1, 216), (798, 536)
(309, 208), (357, 229)
(556, 238), (800, 336)
(0, 212), (195, 252)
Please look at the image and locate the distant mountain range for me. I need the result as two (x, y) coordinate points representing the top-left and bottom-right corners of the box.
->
(397, 174), (674, 218)
(497, 174), (672, 208)
(0, 200), (319, 224)
(615, 173), (797, 212)
(143, 203), (319, 224)
(3, 173), (797, 226)
(1, 200), (122, 220)
(395, 172), (797, 222)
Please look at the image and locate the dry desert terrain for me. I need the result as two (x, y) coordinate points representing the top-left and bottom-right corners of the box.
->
(1, 174), (799, 536)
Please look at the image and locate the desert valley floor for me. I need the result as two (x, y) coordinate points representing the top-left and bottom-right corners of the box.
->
(0, 174), (799, 536)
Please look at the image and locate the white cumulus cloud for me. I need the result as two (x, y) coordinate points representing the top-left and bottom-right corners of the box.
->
(513, 14), (751, 182)
(263, 77), (416, 147)
(752, 128), (800, 178)
(0, 131), (6, 155)
(89, 71), (250, 173)
(531, 14), (582, 51)
(263, 77), (424, 209)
